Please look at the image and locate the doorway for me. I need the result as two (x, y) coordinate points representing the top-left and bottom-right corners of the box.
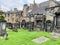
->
(55, 12), (60, 30)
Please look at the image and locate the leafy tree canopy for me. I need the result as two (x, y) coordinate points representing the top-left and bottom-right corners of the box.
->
(0, 10), (4, 15)
(0, 16), (4, 20)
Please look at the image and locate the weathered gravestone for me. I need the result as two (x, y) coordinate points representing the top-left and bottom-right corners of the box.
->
(46, 20), (53, 32)
(27, 22), (34, 31)
(0, 20), (8, 40)
(32, 36), (49, 43)
(50, 32), (60, 39)
(12, 24), (18, 32)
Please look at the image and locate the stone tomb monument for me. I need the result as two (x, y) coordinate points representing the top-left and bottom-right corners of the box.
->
(12, 24), (18, 32)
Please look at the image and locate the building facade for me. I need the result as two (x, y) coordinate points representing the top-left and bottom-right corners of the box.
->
(1, 8), (23, 28)
(28, 0), (60, 32)
(0, 0), (60, 32)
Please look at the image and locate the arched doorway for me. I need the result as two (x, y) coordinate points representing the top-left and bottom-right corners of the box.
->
(21, 20), (26, 28)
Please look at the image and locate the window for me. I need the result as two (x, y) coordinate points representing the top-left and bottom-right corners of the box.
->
(8, 13), (10, 17)
(12, 18), (14, 21)
(8, 19), (9, 21)
(5, 14), (6, 17)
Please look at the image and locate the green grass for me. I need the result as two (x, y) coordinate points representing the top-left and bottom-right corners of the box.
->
(0, 29), (60, 45)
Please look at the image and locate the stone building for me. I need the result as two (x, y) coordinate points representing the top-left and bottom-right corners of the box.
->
(0, 0), (60, 32)
(1, 8), (23, 28)
(45, 0), (60, 32)
(28, 0), (60, 32)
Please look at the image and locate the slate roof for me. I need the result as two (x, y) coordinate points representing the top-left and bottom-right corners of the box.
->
(29, 1), (60, 15)
(39, 1), (49, 7)
(5, 10), (22, 15)
(29, 1), (49, 15)
(29, 6), (46, 15)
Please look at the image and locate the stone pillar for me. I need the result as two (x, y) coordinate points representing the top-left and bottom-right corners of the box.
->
(52, 15), (57, 32)
(43, 15), (46, 32)
(55, 16), (56, 26)
(34, 15), (37, 31)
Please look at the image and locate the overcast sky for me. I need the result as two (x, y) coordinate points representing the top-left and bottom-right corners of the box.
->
(0, 0), (60, 11)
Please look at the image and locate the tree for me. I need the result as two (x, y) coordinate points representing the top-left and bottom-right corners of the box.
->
(0, 10), (4, 15)
(0, 16), (4, 20)
(0, 10), (5, 21)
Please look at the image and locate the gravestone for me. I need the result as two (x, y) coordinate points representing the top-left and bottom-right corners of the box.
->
(50, 32), (60, 39)
(46, 20), (53, 32)
(12, 24), (18, 32)
(0, 21), (8, 40)
(32, 36), (49, 43)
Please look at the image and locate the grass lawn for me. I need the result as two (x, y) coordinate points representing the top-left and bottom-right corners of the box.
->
(0, 29), (60, 45)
